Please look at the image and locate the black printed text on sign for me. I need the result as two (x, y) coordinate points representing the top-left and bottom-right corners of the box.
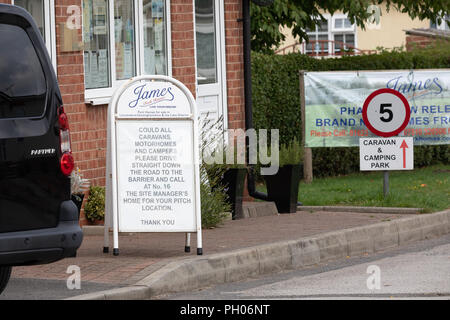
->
(362, 88), (411, 137)
(360, 137), (413, 171)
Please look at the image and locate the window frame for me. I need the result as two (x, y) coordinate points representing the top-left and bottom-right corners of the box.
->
(304, 13), (357, 56)
(11, 0), (57, 74)
(331, 14), (356, 33)
(84, 0), (172, 104)
(305, 15), (330, 54)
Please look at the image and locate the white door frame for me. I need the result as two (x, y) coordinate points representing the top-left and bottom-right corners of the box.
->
(194, 0), (228, 130)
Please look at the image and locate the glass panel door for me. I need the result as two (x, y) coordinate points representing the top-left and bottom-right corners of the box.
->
(114, 0), (136, 80)
(83, 0), (111, 89)
(195, 0), (226, 139)
(195, 0), (217, 85)
(142, 0), (167, 75)
(15, 0), (45, 40)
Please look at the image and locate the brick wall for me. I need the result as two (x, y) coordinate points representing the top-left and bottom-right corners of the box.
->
(224, 0), (245, 131)
(171, 0), (196, 97)
(23, 0), (246, 224)
(405, 33), (450, 51)
(405, 35), (434, 51)
(54, 0), (103, 225)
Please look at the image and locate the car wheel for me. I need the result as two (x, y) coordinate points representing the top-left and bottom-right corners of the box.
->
(0, 266), (12, 295)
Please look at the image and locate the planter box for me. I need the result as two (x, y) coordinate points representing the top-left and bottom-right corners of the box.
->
(221, 168), (247, 220)
(264, 164), (302, 213)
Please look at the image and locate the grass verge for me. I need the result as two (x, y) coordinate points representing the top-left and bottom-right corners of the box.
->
(258, 164), (449, 213)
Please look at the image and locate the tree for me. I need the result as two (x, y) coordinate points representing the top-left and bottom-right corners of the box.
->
(250, 0), (450, 53)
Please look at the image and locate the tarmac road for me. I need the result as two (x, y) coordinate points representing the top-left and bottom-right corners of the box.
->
(1, 214), (449, 301)
(0, 276), (121, 300)
(164, 233), (450, 300)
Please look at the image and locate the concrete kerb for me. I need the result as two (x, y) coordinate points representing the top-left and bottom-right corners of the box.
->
(82, 206), (423, 236)
(69, 209), (450, 300)
(298, 206), (422, 214)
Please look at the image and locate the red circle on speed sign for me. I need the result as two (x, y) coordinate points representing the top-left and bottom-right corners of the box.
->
(362, 88), (410, 137)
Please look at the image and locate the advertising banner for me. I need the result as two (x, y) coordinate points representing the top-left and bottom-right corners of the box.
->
(305, 70), (450, 147)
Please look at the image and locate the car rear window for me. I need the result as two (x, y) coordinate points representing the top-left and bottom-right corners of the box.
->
(0, 23), (47, 119)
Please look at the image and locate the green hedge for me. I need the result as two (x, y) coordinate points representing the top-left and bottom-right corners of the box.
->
(252, 47), (450, 177)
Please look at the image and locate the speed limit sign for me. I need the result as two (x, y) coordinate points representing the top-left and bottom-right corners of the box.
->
(362, 88), (411, 137)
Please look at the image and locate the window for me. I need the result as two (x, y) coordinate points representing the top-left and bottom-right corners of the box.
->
(0, 24), (46, 119)
(13, 0), (56, 71)
(83, 0), (110, 89)
(305, 19), (329, 54)
(334, 33), (355, 53)
(83, 0), (170, 100)
(332, 17), (353, 31)
(195, 0), (217, 85)
(15, 0), (45, 38)
(114, 0), (136, 80)
(431, 14), (449, 30)
(143, 0), (168, 75)
(304, 14), (356, 56)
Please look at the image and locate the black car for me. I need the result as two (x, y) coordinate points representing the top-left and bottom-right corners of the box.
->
(0, 4), (83, 293)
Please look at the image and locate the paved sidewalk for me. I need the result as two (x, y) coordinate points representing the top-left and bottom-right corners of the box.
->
(11, 210), (410, 286)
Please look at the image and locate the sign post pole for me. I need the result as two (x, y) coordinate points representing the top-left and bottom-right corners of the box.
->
(299, 70), (313, 183)
(383, 171), (389, 198)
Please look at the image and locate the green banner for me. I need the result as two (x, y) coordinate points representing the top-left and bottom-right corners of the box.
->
(305, 70), (450, 147)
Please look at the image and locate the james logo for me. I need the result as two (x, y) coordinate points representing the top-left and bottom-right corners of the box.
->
(129, 84), (175, 108)
(386, 76), (443, 99)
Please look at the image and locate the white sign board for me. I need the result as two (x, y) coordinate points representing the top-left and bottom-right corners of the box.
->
(105, 75), (202, 255)
(360, 137), (414, 171)
(116, 121), (196, 232)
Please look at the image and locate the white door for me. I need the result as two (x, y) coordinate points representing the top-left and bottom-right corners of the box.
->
(195, 0), (227, 129)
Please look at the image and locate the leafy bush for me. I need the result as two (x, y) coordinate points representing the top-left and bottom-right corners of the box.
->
(84, 186), (105, 222)
(200, 116), (233, 228)
(279, 137), (304, 167)
(252, 46), (450, 177)
(200, 174), (231, 229)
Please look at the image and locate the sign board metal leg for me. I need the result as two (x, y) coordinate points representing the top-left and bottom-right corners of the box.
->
(103, 217), (110, 253)
(104, 100), (113, 254)
(112, 201), (119, 256)
(197, 230), (203, 255)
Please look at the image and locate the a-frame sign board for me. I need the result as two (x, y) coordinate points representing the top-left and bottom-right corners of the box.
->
(104, 75), (203, 256)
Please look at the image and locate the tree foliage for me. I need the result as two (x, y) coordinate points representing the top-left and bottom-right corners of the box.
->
(251, 0), (450, 53)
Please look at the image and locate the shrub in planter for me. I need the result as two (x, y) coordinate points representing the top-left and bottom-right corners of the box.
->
(200, 161), (232, 228)
(84, 186), (105, 223)
(263, 138), (304, 213)
(204, 147), (247, 220)
(201, 116), (247, 220)
(205, 163), (247, 220)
